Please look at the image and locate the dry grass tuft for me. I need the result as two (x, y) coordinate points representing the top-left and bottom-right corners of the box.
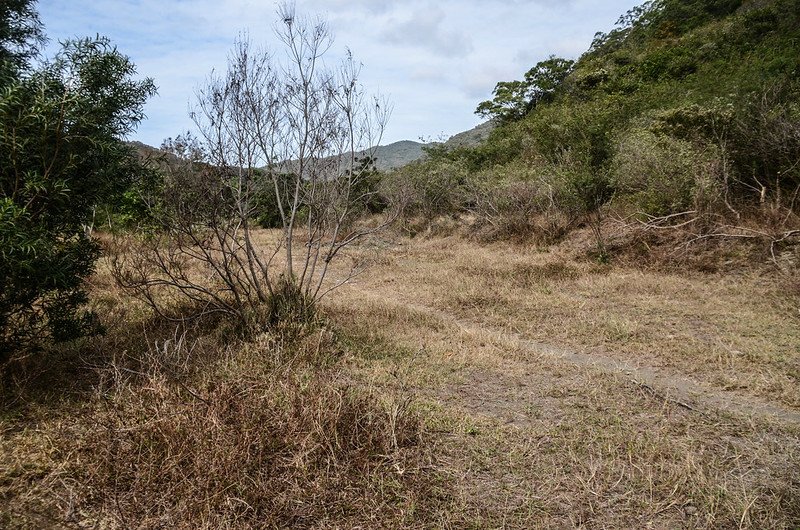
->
(80, 369), (432, 527)
(1, 247), (448, 529)
(2, 334), (444, 529)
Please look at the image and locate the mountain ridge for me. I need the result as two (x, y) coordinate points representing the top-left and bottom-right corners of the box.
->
(129, 121), (495, 172)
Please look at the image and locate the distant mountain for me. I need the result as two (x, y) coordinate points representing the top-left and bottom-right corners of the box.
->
(368, 121), (496, 170)
(365, 140), (425, 171)
(442, 121), (495, 149)
(128, 140), (161, 157)
(127, 121), (496, 172)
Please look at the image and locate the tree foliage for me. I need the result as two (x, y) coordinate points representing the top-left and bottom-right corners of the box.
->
(1, 14), (155, 361)
(0, 0), (45, 82)
(476, 56), (574, 122)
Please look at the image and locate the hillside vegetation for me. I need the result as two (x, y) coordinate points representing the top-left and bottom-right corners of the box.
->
(383, 0), (800, 272)
(3, 0), (800, 528)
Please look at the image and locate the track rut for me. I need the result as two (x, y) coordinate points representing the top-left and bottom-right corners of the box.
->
(347, 284), (800, 425)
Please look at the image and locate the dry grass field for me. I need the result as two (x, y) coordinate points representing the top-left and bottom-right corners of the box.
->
(323, 227), (800, 527)
(2, 227), (799, 528)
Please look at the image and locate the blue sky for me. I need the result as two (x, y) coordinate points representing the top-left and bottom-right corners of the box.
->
(37, 0), (641, 147)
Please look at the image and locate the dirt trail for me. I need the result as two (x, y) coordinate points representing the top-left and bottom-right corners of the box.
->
(346, 284), (800, 425)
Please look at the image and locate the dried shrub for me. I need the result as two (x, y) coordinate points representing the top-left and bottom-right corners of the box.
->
(379, 159), (469, 221)
(468, 177), (576, 244)
(54, 338), (441, 529)
(113, 11), (393, 336)
(612, 128), (724, 217)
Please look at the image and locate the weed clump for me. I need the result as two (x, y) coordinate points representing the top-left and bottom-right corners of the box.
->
(82, 375), (430, 527)
(1, 329), (444, 528)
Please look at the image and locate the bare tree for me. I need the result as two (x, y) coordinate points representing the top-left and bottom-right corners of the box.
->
(114, 3), (391, 328)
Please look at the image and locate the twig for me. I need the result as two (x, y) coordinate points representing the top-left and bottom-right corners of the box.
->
(770, 229), (800, 269)
(634, 380), (701, 414)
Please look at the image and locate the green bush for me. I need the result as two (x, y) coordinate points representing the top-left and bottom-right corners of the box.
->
(420, 128), (523, 173)
(253, 170), (296, 229)
(729, 87), (800, 203)
(0, 34), (155, 361)
(0, 200), (102, 354)
(639, 45), (698, 81)
(650, 102), (734, 141)
(380, 158), (469, 220)
(612, 128), (722, 216)
(522, 97), (621, 171)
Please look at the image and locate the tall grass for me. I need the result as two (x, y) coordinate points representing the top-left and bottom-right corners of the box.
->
(1, 292), (446, 528)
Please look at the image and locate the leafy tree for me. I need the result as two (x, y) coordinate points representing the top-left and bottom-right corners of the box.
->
(1, 22), (156, 362)
(476, 56), (574, 122)
(475, 79), (529, 122)
(0, 0), (44, 82)
(524, 57), (576, 103)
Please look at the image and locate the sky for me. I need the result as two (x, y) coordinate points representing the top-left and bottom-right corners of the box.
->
(36, 0), (641, 147)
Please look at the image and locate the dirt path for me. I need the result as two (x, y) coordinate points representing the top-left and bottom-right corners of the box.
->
(346, 284), (800, 425)
(325, 238), (800, 526)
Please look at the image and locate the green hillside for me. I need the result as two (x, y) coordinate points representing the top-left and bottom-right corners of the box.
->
(385, 0), (800, 262)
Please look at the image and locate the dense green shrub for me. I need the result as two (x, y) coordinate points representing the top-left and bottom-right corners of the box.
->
(254, 170), (296, 229)
(1, 31), (155, 361)
(648, 0), (743, 36)
(420, 128), (523, 173)
(729, 87), (800, 204)
(639, 45), (698, 81)
(0, 0), (45, 82)
(612, 129), (723, 215)
(345, 156), (388, 216)
(387, 0), (800, 244)
(380, 158), (469, 220)
(522, 98), (621, 170)
(650, 102), (734, 141)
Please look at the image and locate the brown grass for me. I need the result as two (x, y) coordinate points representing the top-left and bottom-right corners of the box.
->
(318, 227), (800, 527)
(0, 243), (447, 529)
(328, 229), (800, 409)
(323, 291), (800, 528)
(79, 360), (432, 527)
(4, 227), (800, 528)
(2, 338), (445, 529)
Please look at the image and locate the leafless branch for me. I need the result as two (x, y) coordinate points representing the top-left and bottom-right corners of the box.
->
(112, 6), (391, 331)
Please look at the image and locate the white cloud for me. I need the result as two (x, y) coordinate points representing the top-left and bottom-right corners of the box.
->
(409, 66), (448, 84)
(37, 0), (641, 146)
(382, 7), (473, 58)
(307, 0), (394, 15)
(460, 66), (513, 100)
